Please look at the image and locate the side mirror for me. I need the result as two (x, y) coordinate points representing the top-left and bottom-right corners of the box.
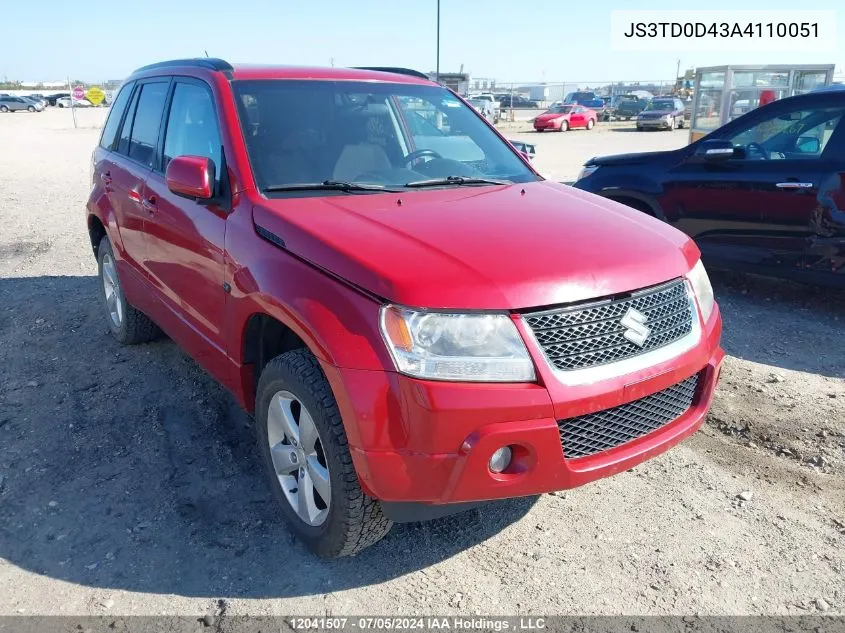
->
(796, 136), (821, 154)
(694, 139), (736, 162)
(165, 155), (215, 200)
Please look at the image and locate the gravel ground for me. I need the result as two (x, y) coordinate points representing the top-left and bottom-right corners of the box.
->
(0, 109), (843, 617)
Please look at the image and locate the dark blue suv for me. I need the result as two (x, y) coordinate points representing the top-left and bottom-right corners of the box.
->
(574, 91), (845, 287)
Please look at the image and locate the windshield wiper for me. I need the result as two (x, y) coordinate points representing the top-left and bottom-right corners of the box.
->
(263, 180), (402, 193)
(403, 176), (510, 188)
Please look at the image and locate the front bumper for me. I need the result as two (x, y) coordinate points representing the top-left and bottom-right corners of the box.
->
(637, 118), (672, 129)
(321, 306), (723, 505)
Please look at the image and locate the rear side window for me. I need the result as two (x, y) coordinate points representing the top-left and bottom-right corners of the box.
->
(128, 82), (169, 168)
(162, 82), (222, 177)
(99, 83), (134, 150)
(117, 90), (141, 156)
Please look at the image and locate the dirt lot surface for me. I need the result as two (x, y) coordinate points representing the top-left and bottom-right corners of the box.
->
(1, 109), (843, 617)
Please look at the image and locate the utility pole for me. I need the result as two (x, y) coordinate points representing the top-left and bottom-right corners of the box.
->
(436, 0), (440, 82)
(675, 59), (681, 94)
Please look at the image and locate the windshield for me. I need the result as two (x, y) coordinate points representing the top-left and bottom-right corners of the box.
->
(233, 80), (536, 194)
(646, 100), (675, 111)
(548, 105), (573, 114)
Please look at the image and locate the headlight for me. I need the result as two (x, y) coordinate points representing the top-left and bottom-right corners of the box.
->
(686, 260), (715, 322)
(379, 306), (536, 382)
(577, 164), (600, 181)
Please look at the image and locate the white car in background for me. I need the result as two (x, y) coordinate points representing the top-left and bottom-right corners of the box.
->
(56, 97), (93, 108)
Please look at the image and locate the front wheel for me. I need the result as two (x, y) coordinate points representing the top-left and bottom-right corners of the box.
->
(256, 349), (392, 558)
(559, 120), (569, 132)
(27, 106), (35, 112)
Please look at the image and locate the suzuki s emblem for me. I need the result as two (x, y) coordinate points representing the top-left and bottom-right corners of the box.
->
(620, 308), (651, 347)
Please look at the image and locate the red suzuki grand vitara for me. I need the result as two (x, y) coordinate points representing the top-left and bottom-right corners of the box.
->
(86, 59), (723, 557)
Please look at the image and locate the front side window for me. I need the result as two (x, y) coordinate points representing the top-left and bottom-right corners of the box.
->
(128, 82), (169, 168)
(232, 80), (537, 194)
(162, 82), (222, 179)
(727, 106), (845, 160)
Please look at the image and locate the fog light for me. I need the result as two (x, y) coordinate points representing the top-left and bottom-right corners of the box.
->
(489, 446), (513, 473)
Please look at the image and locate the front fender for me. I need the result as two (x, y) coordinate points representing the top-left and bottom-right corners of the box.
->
(225, 213), (394, 375)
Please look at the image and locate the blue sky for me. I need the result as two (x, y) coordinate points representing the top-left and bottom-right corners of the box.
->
(3, 0), (842, 83)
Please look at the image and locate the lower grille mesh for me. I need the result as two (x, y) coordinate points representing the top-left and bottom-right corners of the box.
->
(558, 373), (700, 459)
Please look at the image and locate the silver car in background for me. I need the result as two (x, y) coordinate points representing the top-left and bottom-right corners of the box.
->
(0, 96), (41, 112)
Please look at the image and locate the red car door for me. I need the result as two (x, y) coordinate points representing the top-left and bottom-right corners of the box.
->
(569, 106), (586, 128)
(141, 78), (228, 368)
(102, 84), (152, 280)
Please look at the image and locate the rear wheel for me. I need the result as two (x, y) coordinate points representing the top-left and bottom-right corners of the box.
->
(0, 106), (8, 113)
(27, 106), (35, 112)
(256, 349), (392, 558)
(97, 236), (160, 345)
(587, 118), (595, 130)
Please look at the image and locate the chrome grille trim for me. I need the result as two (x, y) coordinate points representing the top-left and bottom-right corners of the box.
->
(524, 279), (697, 377)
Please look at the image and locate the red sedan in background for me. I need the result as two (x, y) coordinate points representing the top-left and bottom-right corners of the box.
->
(533, 104), (597, 132)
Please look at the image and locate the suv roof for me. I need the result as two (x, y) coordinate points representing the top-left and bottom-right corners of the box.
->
(128, 58), (435, 86)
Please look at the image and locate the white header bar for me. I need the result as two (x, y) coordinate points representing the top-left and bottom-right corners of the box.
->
(610, 10), (837, 52)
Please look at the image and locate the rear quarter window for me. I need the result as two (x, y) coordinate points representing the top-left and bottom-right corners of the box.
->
(127, 82), (169, 168)
(99, 83), (134, 151)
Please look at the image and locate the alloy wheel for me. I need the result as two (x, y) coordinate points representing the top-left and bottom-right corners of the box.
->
(266, 390), (331, 526)
(101, 253), (124, 327)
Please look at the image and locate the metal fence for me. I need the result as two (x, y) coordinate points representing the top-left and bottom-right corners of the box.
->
(466, 79), (681, 106)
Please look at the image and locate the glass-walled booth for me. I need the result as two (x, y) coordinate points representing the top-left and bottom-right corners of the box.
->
(689, 64), (835, 143)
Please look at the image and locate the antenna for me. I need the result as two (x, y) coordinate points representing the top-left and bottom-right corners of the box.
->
(204, 50), (209, 58)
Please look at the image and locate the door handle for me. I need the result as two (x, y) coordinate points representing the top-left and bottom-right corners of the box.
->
(775, 182), (813, 189)
(141, 195), (157, 215)
(100, 171), (113, 192)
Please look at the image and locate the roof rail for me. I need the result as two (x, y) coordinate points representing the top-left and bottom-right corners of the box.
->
(352, 67), (431, 81)
(132, 58), (234, 74)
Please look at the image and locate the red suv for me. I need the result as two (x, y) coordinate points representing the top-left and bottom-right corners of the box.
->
(86, 59), (724, 557)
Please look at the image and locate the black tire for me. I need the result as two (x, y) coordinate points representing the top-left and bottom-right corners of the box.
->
(678, 119), (685, 129)
(536, 128), (544, 133)
(0, 106), (8, 113)
(256, 349), (392, 558)
(27, 106), (35, 112)
(97, 236), (160, 345)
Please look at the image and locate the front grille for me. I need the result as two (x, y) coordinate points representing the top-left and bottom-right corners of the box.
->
(525, 279), (693, 371)
(558, 373), (700, 459)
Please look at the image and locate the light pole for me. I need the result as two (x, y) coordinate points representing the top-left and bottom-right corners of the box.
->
(436, 0), (440, 82)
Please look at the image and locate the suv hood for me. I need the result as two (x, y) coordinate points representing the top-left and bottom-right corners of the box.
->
(253, 182), (698, 310)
